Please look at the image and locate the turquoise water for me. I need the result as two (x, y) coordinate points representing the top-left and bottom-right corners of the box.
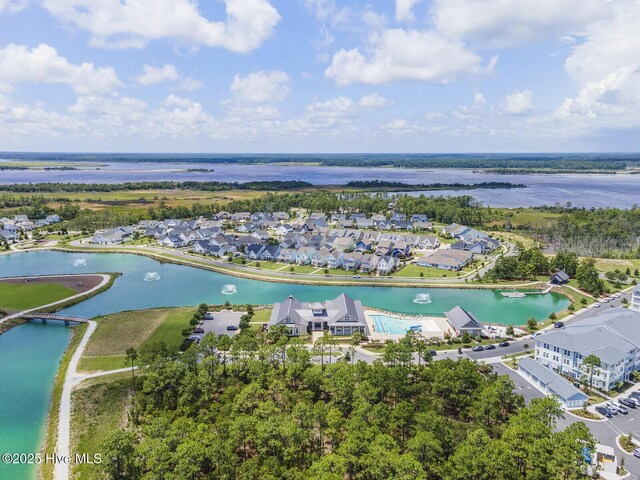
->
(0, 321), (72, 480)
(371, 314), (424, 334)
(0, 249), (570, 476)
(0, 251), (569, 325)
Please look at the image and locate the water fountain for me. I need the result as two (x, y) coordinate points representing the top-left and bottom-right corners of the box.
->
(412, 293), (432, 304)
(221, 284), (238, 295)
(72, 258), (86, 267)
(143, 272), (162, 282)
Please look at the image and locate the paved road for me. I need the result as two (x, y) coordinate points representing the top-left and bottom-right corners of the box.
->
(466, 290), (632, 361)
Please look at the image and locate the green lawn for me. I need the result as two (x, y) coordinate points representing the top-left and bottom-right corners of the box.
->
(79, 307), (192, 372)
(0, 282), (77, 312)
(250, 309), (272, 323)
(392, 264), (466, 278)
(70, 373), (132, 480)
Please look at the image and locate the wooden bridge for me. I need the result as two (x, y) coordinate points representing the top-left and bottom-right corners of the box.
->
(20, 313), (90, 324)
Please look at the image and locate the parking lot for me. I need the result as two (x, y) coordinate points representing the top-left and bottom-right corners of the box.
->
(201, 310), (243, 336)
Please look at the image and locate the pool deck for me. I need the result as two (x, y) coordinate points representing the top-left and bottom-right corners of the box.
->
(365, 308), (452, 341)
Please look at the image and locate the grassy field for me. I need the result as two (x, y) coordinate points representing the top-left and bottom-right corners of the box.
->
(250, 308), (272, 323)
(79, 307), (192, 372)
(70, 373), (132, 480)
(0, 282), (77, 312)
(594, 258), (640, 274)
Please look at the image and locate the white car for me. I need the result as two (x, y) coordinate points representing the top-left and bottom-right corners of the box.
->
(603, 298), (611, 303)
(613, 293), (621, 298)
(594, 302), (601, 308)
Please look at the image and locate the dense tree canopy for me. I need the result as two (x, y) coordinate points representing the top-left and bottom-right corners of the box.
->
(100, 333), (595, 480)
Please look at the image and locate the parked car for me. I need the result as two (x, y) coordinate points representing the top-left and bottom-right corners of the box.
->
(484, 344), (496, 350)
(226, 325), (239, 331)
(352, 275), (361, 279)
(628, 397), (640, 407)
(634, 448), (640, 458)
(594, 302), (602, 308)
(629, 391), (640, 399)
(457, 348), (463, 354)
(192, 327), (205, 334)
(603, 298), (611, 303)
(605, 402), (620, 414)
(498, 342), (510, 347)
(187, 334), (202, 343)
(472, 346), (484, 352)
(429, 350), (437, 357)
(618, 405), (629, 415)
(553, 321), (564, 328)
(619, 398), (636, 408)
(204, 312), (214, 320)
(595, 406), (612, 418)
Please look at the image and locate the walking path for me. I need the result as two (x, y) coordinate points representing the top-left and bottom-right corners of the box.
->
(0, 274), (110, 327)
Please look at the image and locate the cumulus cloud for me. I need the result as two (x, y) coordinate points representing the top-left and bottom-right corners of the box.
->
(230, 71), (290, 103)
(41, 0), (280, 52)
(325, 29), (483, 85)
(395, 0), (421, 22)
(135, 64), (180, 86)
(432, 0), (605, 47)
(505, 90), (533, 115)
(0, 43), (121, 95)
(286, 96), (355, 134)
(359, 93), (392, 108)
(380, 118), (420, 134)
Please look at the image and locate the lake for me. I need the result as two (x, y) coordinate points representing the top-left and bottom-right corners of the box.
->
(0, 321), (72, 480)
(0, 160), (638, 208)
(0, 250), (569, 324)
(0, 249), (569, 478)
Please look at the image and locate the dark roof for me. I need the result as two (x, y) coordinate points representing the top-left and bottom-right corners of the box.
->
(551, 270), (570, 282)
(444, 306), (484, 331)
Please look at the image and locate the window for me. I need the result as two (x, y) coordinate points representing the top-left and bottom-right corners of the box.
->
(285, 316), (293, 324)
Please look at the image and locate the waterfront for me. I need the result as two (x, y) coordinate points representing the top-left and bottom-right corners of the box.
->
(1, 161), (639, 208)
(0, 251), (569, 323)
(0, 321), (72, 480)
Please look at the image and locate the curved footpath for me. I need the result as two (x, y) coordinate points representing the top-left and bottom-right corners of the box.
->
(0, 274), (110, 328)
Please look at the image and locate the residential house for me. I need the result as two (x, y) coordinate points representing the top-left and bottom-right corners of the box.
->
(273, 212), (290, 221)
(245, 244), (266, 260)
(392, 241), (410, 258)
(394, 221), (413, 230)
(295, 246), (317, 265)
(417, 235), (440, 250)
(410, 214), (429, 222)
(311, 247), (331, 267)
(259, 245), (281, 261)
(326, 251), (344, 269)
(237, 222), (256, 233)
(343, 252), (364, 271)
(355, 218), (374, 229)
(92, 226), (134, 245)
(360, 254), (379, 273)
(376, 255), (398, 275)
(268, 293), (369, 336)
(371, 214), (387, 222)
(375, 239), (394, 256)
(0, 230), (18, 243)
(274, 224), (294, 236)
(416, 250), (474, 270)
(550, 270), (570, 286)
(277, 248), (297, 263)
(391, 213), (406, 222)
(414, 221), (433, 231)
(334, 237), (355, 252)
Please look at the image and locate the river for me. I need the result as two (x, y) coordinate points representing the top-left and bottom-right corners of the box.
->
(0, 249), (569, 478)
(0, 161), (638, 208)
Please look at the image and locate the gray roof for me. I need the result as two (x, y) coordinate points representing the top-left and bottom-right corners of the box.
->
(537, 308), (640, 365)
(519, 357), (588, 402)
(269, 293), (367, 330)
(444, 306), (483, 331)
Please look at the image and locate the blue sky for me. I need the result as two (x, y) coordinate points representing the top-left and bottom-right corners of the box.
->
(0, 0), (638, 153)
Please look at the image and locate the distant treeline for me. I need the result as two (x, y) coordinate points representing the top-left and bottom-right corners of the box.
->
(345, 180), (526, 190)
(0, 180), (312, 193)
(0, 166), (28, 170)
(1, 152), (639, 171)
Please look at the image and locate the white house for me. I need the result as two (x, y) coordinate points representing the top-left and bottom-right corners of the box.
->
(92, 226), (134, 245)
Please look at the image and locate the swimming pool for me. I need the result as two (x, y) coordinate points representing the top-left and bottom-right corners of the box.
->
(370, 314), (425, 335)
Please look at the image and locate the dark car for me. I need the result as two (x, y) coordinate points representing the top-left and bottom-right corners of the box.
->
(484, 344), (496, 351)
(498, 341), (510, 347)
(553, 321), (565, 328)
(226, 325), (239, 331)
(457, 348), (463, 354)
(629, 391), (640, 399)
(192, 327), (204, 334)
(472, 346), (484, 352)
(429, 350), (437, 357)
(619, 398), (636, 408)
(595, 406), (612, 418)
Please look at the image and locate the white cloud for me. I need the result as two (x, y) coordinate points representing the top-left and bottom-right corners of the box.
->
(473, 92), (486, 108)
(230, 71), (290, 103)
(432, 0), (605, 47)
(395, 0), (421, 23)
(314, 25), (335, 49)
(163, 94), (194, 108)
(0, 43), (121, 95)
(380, 118), (420, 134)
(325, 29), (483, 85)
(41, 0), (280, 52)
(505, 90), (533, 115)
(286, 96), (355, 134)
(177, 77), (203, 92)
(135, 64), (180, 86)
(0, 0), (28, 13)
(359, 93), (392, 108)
